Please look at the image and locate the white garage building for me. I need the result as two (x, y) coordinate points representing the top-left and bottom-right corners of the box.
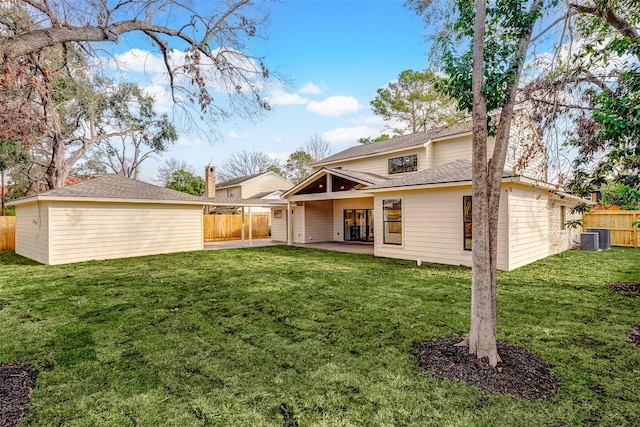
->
(9, 175), (205, 265)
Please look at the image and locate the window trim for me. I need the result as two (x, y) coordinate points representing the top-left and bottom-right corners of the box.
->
(383, 198), (403, 246)
(388, 154), (418, 175)
(463, 195), (472, 251)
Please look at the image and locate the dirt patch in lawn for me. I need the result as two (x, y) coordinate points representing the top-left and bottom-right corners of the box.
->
(628, 325), (640, 349)
(0, 365), (37, 427)
(416, 338), (559, 401)
(606, 282), (640, 294)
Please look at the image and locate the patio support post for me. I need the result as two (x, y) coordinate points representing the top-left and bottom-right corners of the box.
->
(248, 206), (253, 247)
(287, 200), (292, 246)
(241, 206), (245, 248)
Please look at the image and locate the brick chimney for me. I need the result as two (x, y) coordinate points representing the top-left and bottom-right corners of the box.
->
(205, 166), (216, 198)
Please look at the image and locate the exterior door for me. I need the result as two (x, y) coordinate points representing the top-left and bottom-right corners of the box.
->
(343, 209), (373, 242)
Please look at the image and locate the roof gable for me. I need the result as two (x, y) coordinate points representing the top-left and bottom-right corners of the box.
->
(216, 171), (291, 189)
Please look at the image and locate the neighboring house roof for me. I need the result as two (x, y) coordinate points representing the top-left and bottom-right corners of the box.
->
(367, 159), (516, 190)
(216, 172), (266, 189)
(9, 174), (204, 205)
(216, 171), (291, 190)
(250, 190), (286, 199)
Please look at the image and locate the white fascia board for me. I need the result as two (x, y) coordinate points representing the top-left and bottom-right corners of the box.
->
(8, 196), (205, 207)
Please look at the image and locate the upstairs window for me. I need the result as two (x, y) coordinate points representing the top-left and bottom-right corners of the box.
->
(383, 199), (402, 245)
(227, 189), (235, 197)
(388, 154), (418, 174)
(463, 196), (472, 251)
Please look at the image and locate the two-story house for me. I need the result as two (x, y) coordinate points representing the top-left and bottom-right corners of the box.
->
(204, 168), (292, 214)
(271, 114), (584, 271)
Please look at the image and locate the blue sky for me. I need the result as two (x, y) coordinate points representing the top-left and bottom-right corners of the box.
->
(101, 0), (432, 182)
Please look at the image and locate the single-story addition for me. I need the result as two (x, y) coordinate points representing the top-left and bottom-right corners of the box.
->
(271, 121), (586, 271)
(8, 175), (207, 265)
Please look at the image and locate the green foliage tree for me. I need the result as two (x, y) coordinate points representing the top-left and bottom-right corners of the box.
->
(0, 139), (28, 215)
(92, 83), (177, 179)
(283, 151), (314, 184)
(166, 169), (205, 196)
(357, 134), (390, 144)
(599, 183), (640, 210)
(370, 69), (461, 135)
(522, 1), (640, 190)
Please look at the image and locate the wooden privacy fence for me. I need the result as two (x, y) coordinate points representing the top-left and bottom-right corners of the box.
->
(583, 210), (640, 248)
(1, 216), (16, 251)
(203, 213), (270, 241)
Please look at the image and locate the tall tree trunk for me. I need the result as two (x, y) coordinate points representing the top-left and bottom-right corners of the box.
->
(467, 0), (501, 367)
(45, 134), (67, 189)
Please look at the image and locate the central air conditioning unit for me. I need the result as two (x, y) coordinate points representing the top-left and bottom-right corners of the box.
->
(581, 232), (600, 251)
(587, 228), (611, 250)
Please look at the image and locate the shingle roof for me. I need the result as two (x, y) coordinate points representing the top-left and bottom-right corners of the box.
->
(249, 190), (286, 199)
(36, 174), (204, 202)
(326, 168), (390, 186)
(366, 159), (516, 190)
(313, 133), (428, 165)
(313, 120), (475, 166)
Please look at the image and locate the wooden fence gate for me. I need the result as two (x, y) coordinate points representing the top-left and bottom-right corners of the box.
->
(203, 213), (270, 241)
(583, 210), (640, 248)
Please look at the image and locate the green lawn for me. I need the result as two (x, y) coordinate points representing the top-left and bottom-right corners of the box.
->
(1, 246), (638, 426)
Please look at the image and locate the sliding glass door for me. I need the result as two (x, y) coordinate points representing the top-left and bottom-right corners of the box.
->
(343, 209), (373, 242)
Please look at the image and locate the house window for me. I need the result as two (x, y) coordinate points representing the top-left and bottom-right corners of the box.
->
(388, 154), (418, 174)
(560, 206), (566, 230)
(383, 199), (402, 245)
(227, 189), (235, 197)
(273, 209), (283, 219)
(463, 196), (472, 251)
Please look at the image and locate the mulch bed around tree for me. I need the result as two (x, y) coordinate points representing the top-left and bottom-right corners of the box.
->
(0, 365), (37, 427)
(628, 325), (640, 348)
(415, 338), (559, 401)
(606, 282), (640, 294)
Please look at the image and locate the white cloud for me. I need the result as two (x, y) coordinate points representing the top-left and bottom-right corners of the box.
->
(108, 48), (168, 74)
(307, 96), (359, 116)
(267, 88), (309, 106)
(228, 131), (240, 139)
(322, 126), (382, 143)
(300, 82), (323, 95)
(175, 136), (202, 146)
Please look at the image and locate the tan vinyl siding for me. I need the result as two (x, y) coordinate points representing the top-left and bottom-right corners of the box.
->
(216, 185), (241, 198)
(432, 135), (497, 167)
(47, 202), (203, 265)
(374, 187), (510, 270)
(313, 149), (426, 177)
(301, 200), (333, 243)
(14, 201), (50, 264)
(270, 208), (287, 242)
(292, 205), (305, 243)
(242, 174), (292, 198)
(332, 198), (374, 242)
(506, 186), (552, 270)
